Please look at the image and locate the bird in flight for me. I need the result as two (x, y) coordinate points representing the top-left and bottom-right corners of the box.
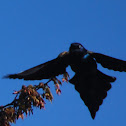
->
(5, 43), (126, 119)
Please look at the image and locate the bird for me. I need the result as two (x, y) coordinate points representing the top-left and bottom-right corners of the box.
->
(5, 42), (126, 119)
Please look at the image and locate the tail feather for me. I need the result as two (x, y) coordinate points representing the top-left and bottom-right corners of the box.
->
(69, 70), (116, 119)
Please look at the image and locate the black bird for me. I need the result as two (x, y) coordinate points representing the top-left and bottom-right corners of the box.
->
(5, 43), (126, 119)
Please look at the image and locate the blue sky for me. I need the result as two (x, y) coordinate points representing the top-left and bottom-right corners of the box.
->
(0, 0), (126, 126)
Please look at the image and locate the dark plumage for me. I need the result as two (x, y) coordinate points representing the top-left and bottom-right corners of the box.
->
(5, 42), (126, 119)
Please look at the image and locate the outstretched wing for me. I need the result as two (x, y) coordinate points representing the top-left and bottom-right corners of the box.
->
(5, 51), (70, 80)
(88, 51), (126, 72)
(69, 70), (115, 119)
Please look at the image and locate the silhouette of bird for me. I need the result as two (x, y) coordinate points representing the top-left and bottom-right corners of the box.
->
(5, 42), (126, 119)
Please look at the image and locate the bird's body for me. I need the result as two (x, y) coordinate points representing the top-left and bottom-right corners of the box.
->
(69, 48), (114, 119)
(5, 42), (126, 119)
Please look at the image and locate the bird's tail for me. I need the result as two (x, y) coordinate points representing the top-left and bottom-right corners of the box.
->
(69, 70), (116, 119)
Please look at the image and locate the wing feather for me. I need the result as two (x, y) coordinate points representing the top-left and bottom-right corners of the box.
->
(5, 51), (70, 80)
(88, 51), (126, 72)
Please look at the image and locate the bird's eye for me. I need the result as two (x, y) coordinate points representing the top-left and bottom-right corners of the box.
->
(79, 45), (82, 48)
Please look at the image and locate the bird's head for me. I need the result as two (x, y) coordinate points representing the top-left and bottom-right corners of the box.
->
(69, 43), (87, 57)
